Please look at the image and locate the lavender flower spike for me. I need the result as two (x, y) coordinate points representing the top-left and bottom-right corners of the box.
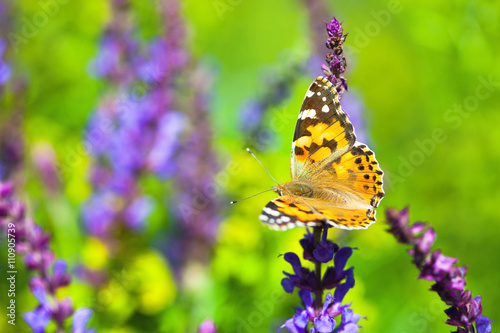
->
(322, 17), (348, 98)
(386, 208), (495, 333)
(280, 225), (362, 332)
(0, 182), (96, 332)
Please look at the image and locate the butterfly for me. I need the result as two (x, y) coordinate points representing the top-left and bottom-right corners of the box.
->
(259, 77), (384, 230)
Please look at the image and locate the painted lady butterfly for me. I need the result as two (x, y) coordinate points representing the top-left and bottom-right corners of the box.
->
(259, 77), (384, 230)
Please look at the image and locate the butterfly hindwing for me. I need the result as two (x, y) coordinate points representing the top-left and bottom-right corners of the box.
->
(291, 77), (356, 179)
(318, 142), (385, 208)
(316, 203), (376, 230)
(259, 196), (323, 231)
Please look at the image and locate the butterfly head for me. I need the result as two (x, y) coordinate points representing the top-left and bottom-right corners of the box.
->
(272, 181), (315, 198)
(271, 184), (284, 196)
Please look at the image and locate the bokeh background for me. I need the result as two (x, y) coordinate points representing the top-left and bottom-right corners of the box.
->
(1, 0), (499, 332)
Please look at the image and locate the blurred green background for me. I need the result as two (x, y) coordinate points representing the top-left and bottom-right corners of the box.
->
(1, 0), (499, 332)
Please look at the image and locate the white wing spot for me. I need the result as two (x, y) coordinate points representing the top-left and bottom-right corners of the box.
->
(306, 89), (314, 98)
(316, 92), (321, 96)
(322, 97), (326, 102)
(322, 105), (329, 113)
(301, 109), (316, 119)
(264, 207), (280, 216)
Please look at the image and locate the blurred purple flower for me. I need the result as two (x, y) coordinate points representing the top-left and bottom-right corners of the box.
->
(124, 196), (154, 230)
(0, 182), (95, 332)
(136, 39), (170, 84)
(83, 0), (188, 239)
(31, 142), (62, 194)
(89, 33), (123, 78)
(82, 192), (117, 237)
(148, 111), (186, 178)
(23, 307), (51, 333)
(0, 38), (11, 85)
(239, 100), (266, 133)
(0, 118), (23, 181)
(386, 208), (494, 333)
(198, 319), (217, 333)
(72, 308), (97, 333)
(339, 92), (368, 144)
(237, 69), (295, 151)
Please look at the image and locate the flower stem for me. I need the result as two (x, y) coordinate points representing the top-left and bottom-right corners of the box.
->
(313, 226), (323, 311)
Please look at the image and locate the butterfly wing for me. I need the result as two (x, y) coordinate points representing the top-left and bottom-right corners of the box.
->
(306, 142), (384, 229)
(259, 196), (323, 231)
(291, 77), (356, 179)
(317, 142), (385, 209)
(287, 77), (384, 230)
(259, 193), (379, 230)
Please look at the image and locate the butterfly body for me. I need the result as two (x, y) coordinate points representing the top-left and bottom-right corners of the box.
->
(259, 77), (384, 231)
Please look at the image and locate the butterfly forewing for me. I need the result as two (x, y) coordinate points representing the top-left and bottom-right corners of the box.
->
(291, 77), (356, 179)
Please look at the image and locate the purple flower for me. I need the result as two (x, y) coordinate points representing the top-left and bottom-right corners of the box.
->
(124, 196), (154, 230)
(81, 192), (118, 236)
(280, 225), (362, 333)
(239, 100), (266, 133)
(326, 18), (343, 39)
(148, 111), (186, 178)
(281, 252), (318, 294)
(51, 259), (72, 290)
(198, 319), (217, 333)
(72, 308), (97, 333)
(333, 306), (362, 333)
(476, 316), (493, 333)
(386, 208), (494, 332)
(136, 39), (170, 84)
(339, 92), (368, 144)
(0, 182), (94, 331)
(279, 290), (314, 333)
(313, 226), (335, 263)
(0, 38), (12, 85)
(322, 16), (348, 98)
(314, 293), (336, 332)
(89, 33), (122, 78)
(85, 1), (189, 243)
(31, 287), (51, 310)
(23, 307), (51, 333)
(237, 70), (295, 150)
(31, 142), (62, 194)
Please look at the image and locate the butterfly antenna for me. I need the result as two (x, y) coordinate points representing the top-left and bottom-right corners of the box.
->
(230, 188), (274, 204)
(246, 148), (280, 186)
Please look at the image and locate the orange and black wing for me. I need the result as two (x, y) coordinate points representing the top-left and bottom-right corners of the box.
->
(259, 196), (323, 231)
(291, 77), (356, 179)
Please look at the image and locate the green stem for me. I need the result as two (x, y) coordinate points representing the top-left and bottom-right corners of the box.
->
(313, 226), (323, 312)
